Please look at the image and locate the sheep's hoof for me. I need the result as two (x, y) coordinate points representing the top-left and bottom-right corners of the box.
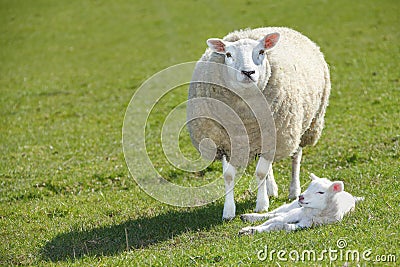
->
(222, 209), (236, 221)
(222, 211), (236, 221)
(222, 202), (236, 221)
(288, 187), (301, 200)
(222, 215), (235, 221)
(267, 187), (279, 198)
(254, 203), (269, 213)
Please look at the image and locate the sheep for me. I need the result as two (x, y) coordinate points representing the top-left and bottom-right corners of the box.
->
(187, 27), (331, 220)
(239, 173), (364, 234)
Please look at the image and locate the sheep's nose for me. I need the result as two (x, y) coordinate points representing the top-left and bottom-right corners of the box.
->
(241, 70), (255, 77)
(298, 195), (304, 201)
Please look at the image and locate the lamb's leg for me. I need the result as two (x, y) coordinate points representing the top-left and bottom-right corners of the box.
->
(240, 213), (270, 223)
(289, 147), (302, 200)
(240, 215), (286, 234)
(270, 199), (299, 214)
(240, 209), (304, 235)
(239, 223), (300, 235)
(254, 157), (272, 212)
(222, 156), (236, 220)
(241, 199), (300, 222)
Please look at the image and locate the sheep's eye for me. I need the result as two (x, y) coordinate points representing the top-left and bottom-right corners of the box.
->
(259, 50), (265, 55)
(317, 191), (325, 194)
(226, 52), (232, 58)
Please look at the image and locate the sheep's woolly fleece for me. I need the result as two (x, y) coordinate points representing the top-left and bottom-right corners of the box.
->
(187, 27), (331, 166)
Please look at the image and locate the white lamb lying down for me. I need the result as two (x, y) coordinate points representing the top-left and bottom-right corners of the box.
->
(239, 174), (363, 235)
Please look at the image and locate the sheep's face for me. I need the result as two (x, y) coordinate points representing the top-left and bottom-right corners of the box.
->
(207, 33), (279, 90)
(298, 174), (344, 210)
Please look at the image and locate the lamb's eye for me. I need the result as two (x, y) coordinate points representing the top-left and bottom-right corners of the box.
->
(259, 49), (265, 55)
(226, 52), (232, 58)
(317, 191), (325, 194)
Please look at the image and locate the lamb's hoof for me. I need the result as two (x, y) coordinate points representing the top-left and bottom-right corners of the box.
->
(240, 213), (258, 223)
(239, 227), (256, 236)
(240, 214), (250, 222)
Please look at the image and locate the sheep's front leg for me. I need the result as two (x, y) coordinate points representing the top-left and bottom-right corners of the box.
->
(255, 157), (273, 212)
(222, 156), (236, 220)
(289, 147), (302, 200)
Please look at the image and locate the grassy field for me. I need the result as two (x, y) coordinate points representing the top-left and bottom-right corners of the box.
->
(1, 0), (399, 266)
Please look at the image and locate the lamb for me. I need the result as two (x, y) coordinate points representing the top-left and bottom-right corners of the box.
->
(187, 27), (331, 220)
(239, 173), (363, 234)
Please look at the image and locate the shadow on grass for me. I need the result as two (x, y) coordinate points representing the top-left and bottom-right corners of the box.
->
(41, 201), (252, 262)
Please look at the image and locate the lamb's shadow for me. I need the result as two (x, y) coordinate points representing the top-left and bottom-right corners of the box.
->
(41, 201), (252, 262)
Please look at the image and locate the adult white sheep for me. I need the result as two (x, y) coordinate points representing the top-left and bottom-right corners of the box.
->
(187, 27), (331, 220)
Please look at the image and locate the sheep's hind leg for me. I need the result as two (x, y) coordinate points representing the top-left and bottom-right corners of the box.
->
(266, 166), (278, 197)
(254, 157), (272, 212)
(222, 156), (236, 220)
(289, 147), (302, 200)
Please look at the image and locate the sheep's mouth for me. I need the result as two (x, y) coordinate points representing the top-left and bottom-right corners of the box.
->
(241, 76), (256, 83)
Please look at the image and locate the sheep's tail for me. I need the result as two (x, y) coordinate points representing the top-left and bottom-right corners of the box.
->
(354, 196), (364, 203)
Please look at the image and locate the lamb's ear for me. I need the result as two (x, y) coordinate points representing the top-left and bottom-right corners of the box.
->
(329, 181), (344, 193)
(207, 38), (226, 54)
(262, 32), (280, 50)
(310, 173), (319, 180)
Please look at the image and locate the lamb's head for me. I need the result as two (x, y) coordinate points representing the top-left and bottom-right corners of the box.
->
(206, 33), (280, 90)
(298, 173), (344, 210)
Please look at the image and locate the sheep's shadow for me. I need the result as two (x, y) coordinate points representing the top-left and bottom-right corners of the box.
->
(41, 201), (252, 262)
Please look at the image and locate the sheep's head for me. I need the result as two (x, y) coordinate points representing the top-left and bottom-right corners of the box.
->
(206, 33), (279, 90)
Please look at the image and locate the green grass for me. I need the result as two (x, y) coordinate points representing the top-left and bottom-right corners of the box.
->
(1, 0), (399, 266)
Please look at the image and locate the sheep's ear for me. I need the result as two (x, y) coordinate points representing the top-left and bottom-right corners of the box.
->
(207, 38), (226, 53)
(310, 173), (319, 180)
(329, 181), (344, 193)
(262, 33), (280, 50)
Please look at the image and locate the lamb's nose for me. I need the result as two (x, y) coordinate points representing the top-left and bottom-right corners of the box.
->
(241, 70), (255, 77)
(298, 195), (304, 201)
